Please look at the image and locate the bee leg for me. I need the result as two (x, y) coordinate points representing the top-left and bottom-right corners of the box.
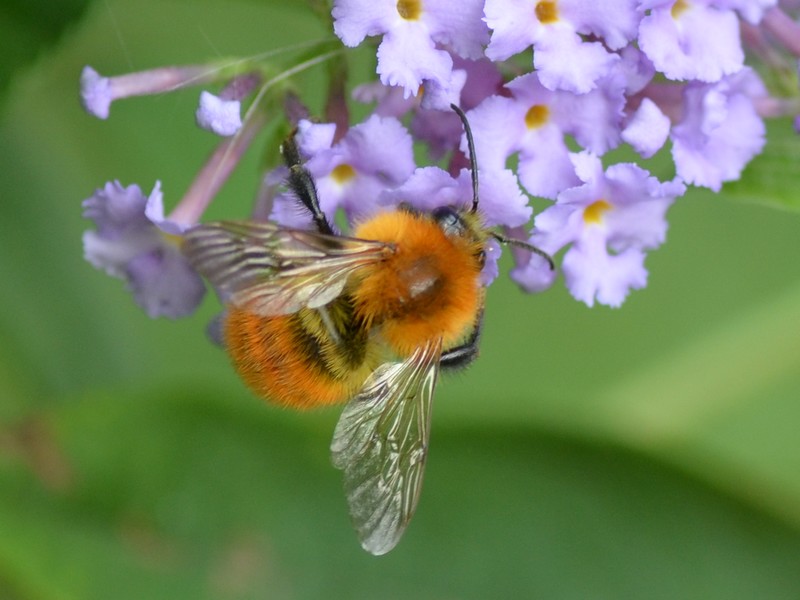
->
(440, 309), (483, 371)
(280, 133), (335, 235)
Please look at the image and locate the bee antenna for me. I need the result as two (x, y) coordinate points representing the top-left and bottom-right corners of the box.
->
(450, 104), (480, 214)
(492, 232), (556, 271)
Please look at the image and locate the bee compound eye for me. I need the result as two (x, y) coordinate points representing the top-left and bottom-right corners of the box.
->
(432, 206), (467, 238)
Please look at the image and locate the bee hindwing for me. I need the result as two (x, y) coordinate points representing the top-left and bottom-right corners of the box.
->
(331, 338), (442, 556)
(182, 220), (393, 315)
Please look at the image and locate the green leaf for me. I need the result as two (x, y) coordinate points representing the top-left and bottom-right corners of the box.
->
(0, 0), (91, 99)
(2, 389), (800, 599)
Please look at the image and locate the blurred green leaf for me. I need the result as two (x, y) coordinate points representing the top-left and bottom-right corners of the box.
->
(2, 389), (800, 599)
(0, 0), (90, 99)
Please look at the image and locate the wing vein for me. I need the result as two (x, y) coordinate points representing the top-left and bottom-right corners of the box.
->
(330, 338), (442, 555)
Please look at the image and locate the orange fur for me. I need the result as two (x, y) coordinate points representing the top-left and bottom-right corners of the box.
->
(224, 308), (366, 409)
(352, 211), (483, 356)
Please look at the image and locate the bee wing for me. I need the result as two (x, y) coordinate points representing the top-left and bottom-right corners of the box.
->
(330, 338), (443, 555)
(183, 220), (393, 315)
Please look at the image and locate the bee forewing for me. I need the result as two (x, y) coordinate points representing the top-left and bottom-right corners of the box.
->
(331, 338), (442, 556)
(182, 221), (392, 315)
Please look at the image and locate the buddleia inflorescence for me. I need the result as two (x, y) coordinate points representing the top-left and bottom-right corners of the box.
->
(80, 1), (800, 314)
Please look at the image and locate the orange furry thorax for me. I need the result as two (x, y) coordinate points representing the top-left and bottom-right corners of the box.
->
(351, 209), (484, 356)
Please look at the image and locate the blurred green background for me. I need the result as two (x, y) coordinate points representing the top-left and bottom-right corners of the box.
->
(2, 1), (800, 598)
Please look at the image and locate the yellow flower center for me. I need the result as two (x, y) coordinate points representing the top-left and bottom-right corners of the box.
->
(535, 1), (559, 24)
(397, 0), (422, 20)
(331, 163), (356, 184)
(164, 231), (185, 247)
(671, 0), (690, 19)
(583, 199), (612, 225)
(525, 104), (550, 129)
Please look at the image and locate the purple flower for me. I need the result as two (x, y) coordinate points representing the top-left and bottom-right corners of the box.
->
(466, 70), (627, 200)
(485, 0), (640, 93)
(621, 98), (672, 158)
(272, 115), (416, 224)
(195, 73), (261, 136)
(419, 66), (467, 111)
(480, 238), (502, 286)
(195, 91), (242, 136)
(80, 65), (214, 119)
(332, 0), (489, 97)
(639, 1), (744, 82)
(513, 153), (685, 307)
(671, 69), (767, 191)
(380, 165), (532, 228)
(82, 181), (205, 318)
(467, 91), (576, 200)
(355, 56), (503, 159)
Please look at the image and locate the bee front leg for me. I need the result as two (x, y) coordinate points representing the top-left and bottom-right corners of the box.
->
(440, 309), (483, 371)
(281, 133), (335, 236)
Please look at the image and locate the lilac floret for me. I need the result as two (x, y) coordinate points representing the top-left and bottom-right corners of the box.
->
(485, 0), (640, 93)
(466, 69), (628, 201)
(622, 98), (672, 158)
(332, 0), (488, 97)
(480, 238), (502, 286)
(562, 238), (648, 308)
(639, 1), (744, 82)
(420, 68), (467, 111)
(380, 166), (471, 213)
(671, 69), (766, 191)
(82, 181), (205, 318)
(80, 66), (113, 119)
(126, 248), (206, 319)
(381, 165), (531, 228)
(196, 91), (242, 136)
(513, 153), (685, 307)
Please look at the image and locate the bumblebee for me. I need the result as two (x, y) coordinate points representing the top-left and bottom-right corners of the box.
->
(183, 105), (553, 555)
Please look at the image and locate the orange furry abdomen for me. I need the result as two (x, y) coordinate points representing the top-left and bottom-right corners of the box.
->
(223, 308), (365, 409)
(351, 211), (482, 356)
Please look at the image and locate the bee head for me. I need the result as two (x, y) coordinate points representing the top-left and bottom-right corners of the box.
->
(431, 205), (487, 269)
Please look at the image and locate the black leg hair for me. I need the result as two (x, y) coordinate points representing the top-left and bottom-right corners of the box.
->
(440, 309), (484, 371)
(280, 133), (335, 235)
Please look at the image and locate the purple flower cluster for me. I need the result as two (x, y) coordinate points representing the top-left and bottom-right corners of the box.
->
(80, 1), (800, 315)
